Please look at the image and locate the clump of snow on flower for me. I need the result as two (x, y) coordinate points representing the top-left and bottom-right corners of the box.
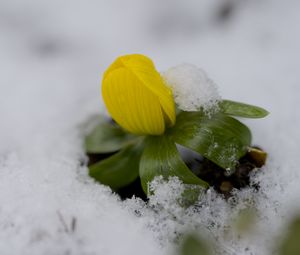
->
(162, 64), (221, 114)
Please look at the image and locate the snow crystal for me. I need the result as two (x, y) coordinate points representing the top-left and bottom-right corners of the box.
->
(162, 64), (221, 113)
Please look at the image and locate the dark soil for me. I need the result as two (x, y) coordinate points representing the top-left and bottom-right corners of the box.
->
(186, 147), (266, 199)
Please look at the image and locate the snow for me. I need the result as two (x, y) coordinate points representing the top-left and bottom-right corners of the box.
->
(1, 0), (300, 254)
(162, 64), (221, 113)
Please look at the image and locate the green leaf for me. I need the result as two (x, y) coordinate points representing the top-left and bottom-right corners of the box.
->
(169, 111), (252, 170)
(278, 217), (300, 255)
(85, 117), (137, 153)
(139, 136), (209, 194)
(180, 234), (212, 255)
(219, 99), (269, 118)
(180, 186), (205, 208)
(89, 142), (143, 190)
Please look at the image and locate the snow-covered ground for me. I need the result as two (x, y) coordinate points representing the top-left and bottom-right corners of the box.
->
(0, 0), (300, 254)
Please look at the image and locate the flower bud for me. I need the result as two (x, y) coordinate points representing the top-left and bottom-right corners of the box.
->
(102, 54), (176, 135)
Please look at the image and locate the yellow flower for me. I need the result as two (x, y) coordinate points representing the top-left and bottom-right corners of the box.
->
(102, 54), (176, 135)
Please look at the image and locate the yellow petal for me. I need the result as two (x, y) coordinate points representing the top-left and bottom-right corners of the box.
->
(104, 54), (176, 127)
(102, 67), (166, 135)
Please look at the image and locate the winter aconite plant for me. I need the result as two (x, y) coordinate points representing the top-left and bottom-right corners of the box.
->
(85, 54), (268, 197)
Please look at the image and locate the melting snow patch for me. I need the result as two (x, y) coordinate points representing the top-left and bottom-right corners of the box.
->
(162, 64), (221, 114)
